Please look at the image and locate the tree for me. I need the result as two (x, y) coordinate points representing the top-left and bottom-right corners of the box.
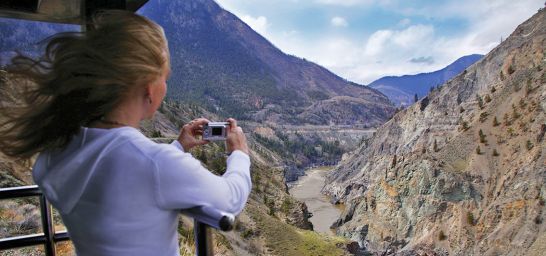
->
(433, 139), (439, 152)
(414, 94), (419, 103)
(493, 116), (500, 126)
(479, 129), (487, 143)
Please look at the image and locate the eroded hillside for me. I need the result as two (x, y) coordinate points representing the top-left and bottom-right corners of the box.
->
(324, 8), (546, 255)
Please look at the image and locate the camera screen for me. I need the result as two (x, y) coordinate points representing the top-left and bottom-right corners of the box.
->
(211, 127), (223, 136)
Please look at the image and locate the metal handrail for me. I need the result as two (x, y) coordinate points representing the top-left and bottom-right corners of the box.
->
(0, 185), (69, 255)
(0, 185), (234, 256)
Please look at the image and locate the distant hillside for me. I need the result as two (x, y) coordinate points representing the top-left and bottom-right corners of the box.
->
(324, 8), (545, 255)
(136, 0), (394, 126)
(0, 0), (395, 126)
(369, 54), (483, 106)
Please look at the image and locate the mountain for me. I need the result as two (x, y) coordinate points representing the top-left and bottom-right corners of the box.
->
(323, 8), (545, 255)
(369, 54), (484, 107)
(0, 0), (395, 126)
(137, 0), (394, 126)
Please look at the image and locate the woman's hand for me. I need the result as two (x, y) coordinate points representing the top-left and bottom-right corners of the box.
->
(177, 118), (210, 151)
(225, 118), (249, 155)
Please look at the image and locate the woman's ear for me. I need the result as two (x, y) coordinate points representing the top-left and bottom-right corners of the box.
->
(144, 83), (153, 104)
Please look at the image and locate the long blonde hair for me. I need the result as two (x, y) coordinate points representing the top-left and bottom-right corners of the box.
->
(0, 10), (169, 159)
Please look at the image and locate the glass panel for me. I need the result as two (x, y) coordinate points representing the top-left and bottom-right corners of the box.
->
(0, 197), (41, 238)
(56, 241), (76, 256)
(0, 245), (44, 256)
(51, 207), (67, 232)
(0, 18), (80, 66)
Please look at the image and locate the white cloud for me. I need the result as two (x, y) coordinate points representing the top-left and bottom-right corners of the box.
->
(392, 24), (434, 48)
(364, 30), (392, 56)
(240, 15), (270, 37)
(331, 17), (348, 27)
(364, 24), (433, 56)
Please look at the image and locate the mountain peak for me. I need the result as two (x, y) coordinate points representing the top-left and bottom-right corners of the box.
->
(139, 0), (395, 126)
(369, 54), (484, 106)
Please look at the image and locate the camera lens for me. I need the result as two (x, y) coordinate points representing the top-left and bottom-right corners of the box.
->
(211, 127), (223, 136)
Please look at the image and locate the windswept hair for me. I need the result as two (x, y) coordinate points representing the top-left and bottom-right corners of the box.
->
(0, 10), (169, 159)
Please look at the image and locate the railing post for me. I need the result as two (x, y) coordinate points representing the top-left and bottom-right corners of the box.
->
(39, 195), (56, 256)
(194, 220), (213, 256)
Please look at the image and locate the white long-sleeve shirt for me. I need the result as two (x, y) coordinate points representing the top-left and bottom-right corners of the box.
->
(32, 126), (251, 256)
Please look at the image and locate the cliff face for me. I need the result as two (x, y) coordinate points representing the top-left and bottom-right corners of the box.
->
(324, 9), (546, 255)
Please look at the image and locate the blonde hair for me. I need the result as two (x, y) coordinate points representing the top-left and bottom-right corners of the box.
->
(0, 10), (169, 159)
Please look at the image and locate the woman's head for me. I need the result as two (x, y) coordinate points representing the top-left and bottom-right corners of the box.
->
(0, 10), (170, 159)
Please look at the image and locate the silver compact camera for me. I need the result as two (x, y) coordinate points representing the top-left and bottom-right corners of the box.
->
(203, 122), (229, 141)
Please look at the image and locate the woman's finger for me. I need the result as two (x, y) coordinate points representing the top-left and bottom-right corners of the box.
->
(226, 118), (237, 131)
(193, 118), (210, 126)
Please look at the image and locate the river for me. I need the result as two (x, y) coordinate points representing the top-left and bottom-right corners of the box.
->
(288, 167), (342, 235)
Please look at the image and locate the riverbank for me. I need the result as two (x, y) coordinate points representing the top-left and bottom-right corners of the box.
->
(288, 167), (342, 235)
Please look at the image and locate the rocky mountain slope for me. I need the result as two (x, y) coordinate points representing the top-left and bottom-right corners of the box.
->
(137, 0), (394, 126)
(324, 8), (546, 255)
(369, 54), (483, 107)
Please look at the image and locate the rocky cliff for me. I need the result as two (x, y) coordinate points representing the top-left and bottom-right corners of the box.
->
(324, 8), (546, 255)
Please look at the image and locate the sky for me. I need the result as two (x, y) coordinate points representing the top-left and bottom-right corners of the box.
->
(215, 0), (544, 84)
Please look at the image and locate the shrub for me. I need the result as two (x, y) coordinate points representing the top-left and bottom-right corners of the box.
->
(491, 86), (496, 93)
(151, 130), (162, 138)
(500, 71), (505, 81)
(479, 129), (487, 143)
(503, 113), (511, 126)
(466, 212), (475, 225)
(508, 65), (515, 75)
(507, 127), (515, 137)
(525, 79), (533, 96)
(281, 198), (292, 214)
(479, 112), (489, 122)
(477, 95), (484, 109)
(519, 98), (526, 108)
(438, 231), (447, 241)
(459, 106), (465, 113)
(433, 139), (439, 152)
(484, 94), (492, 103)
(492, 149), (499, 157)
(242, 229), (254, 238)
(526, 140), (534, 150)
(461, 121), (470, 131)
(512, 109), (521, 119)
(476, 146), (481, 155)
(493, 116), (500, 126)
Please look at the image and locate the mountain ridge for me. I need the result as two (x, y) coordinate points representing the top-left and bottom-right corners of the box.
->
(138, 0), (395, 126)
(369, 54), (484, 106)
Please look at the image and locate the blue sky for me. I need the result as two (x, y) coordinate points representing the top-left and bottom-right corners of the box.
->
(215, 0), (544, 84)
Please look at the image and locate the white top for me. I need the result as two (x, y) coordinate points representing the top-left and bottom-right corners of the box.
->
(32, 126), (251, 256)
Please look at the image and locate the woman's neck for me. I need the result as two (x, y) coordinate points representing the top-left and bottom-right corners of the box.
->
(89, 98), (145, 129)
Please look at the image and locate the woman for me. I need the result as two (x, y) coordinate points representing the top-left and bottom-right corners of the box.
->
(0, 11), (251, 255)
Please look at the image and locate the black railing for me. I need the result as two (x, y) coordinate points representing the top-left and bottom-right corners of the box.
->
(0, 185), (234, 256)
(0, 185), (69, 255)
